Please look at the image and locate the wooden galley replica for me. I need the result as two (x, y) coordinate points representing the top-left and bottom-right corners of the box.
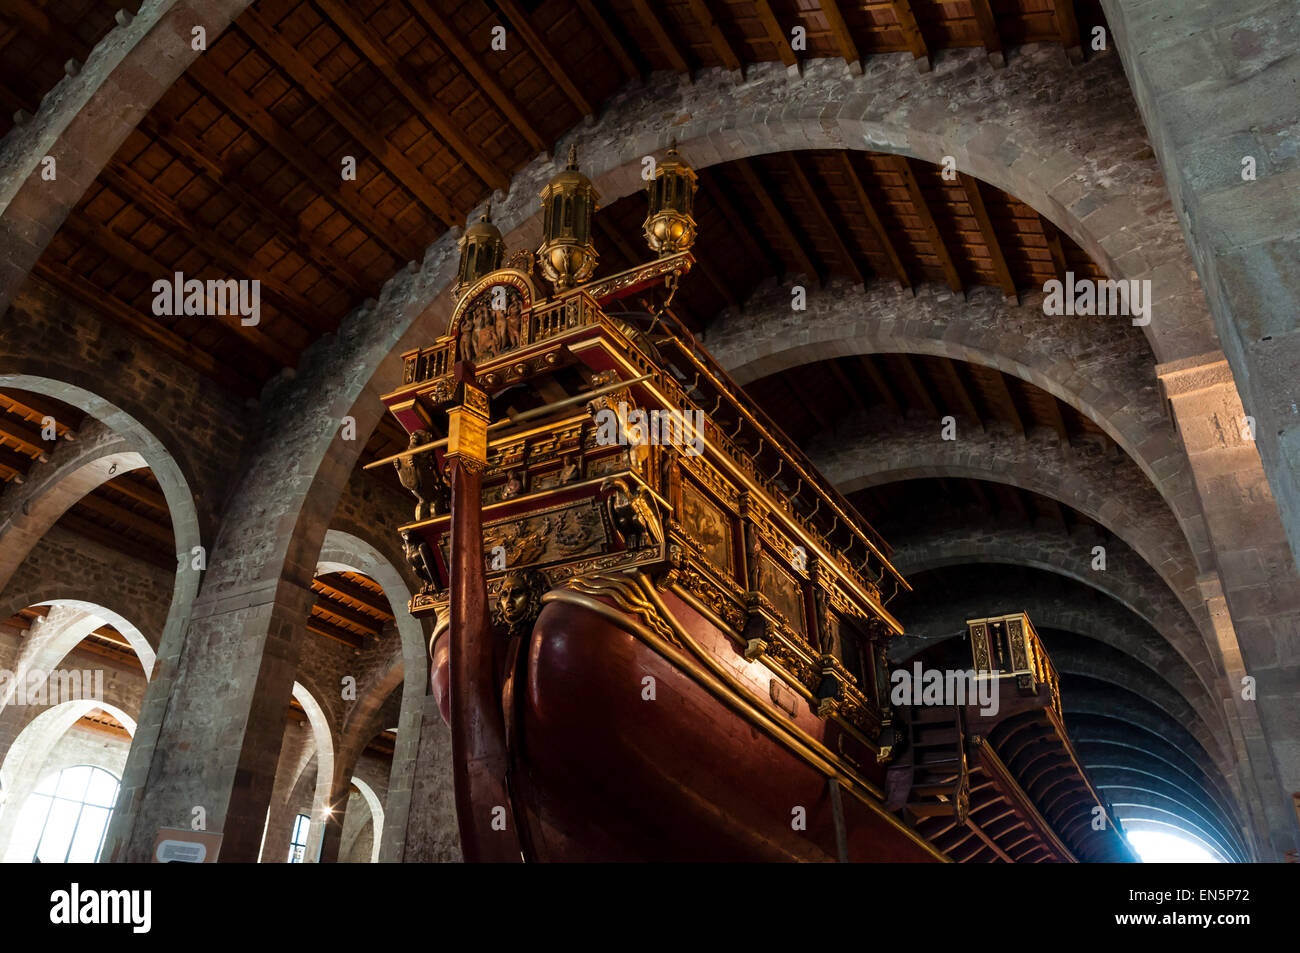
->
(368, 146), (1135, 863)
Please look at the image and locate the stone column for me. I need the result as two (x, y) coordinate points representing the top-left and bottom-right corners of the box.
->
(400, 696), (461, 862)
(1160, 352), (1300, 858)
(1103, 0), (1300, 572)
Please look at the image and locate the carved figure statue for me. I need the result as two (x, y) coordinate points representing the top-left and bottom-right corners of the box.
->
(402, 529), (438, 593)
(603, 477), (660, 550)
(394, 430), (445, 520)
(506, 295), (525, 348)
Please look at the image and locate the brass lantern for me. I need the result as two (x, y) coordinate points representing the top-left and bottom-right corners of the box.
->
(643, 142), (698, 257)
(456, 206), (505, 291)
(537, 144), (599, 292)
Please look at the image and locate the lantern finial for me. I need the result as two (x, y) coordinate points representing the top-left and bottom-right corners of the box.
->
(456, 204), (505, 292)
(643, 141), (698, 258)
(537, 144), (600, 293)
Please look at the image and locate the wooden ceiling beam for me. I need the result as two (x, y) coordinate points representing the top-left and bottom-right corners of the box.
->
(141, 115), (372, 298)
(182, 65), (421, 264)
(1041, 217), (1069, 285)
(316, 0), (510, 193)
(938, 359), (985, 432)
(313, 579), (394, 622)
(56, 512), (176, 570)
(895, 354), (940, 418)
(629, 0), (692, 76)
(817, 0), (861, 74)
(74, 493), (174, 547)
(575, 0), (642, 83)
(893, 156), (963, 296)
(734, 159), (821, 284)
(492, 0), (595, 116)
(858, 355), (902, 413)
(829, 359), (868, 414)
(3, 0), (86, 65)
(989, 372), (1026, 436)
(0, 412), (53, 458)
(839, 153), (911, 293)
(784, 373), (832, 433)
(699, 169), (784, 279)
(684, 0), (742, 74)
(786, 154), (866, 286)
(103, 475), (169, 514)
(959, 173), (1018, 303)
(306, 614), (366, 649)
(404, 0), (547, 153)
(1053, 0), (1084, 64)
(30, 260), (255, 396)
(237, 10), (461, 225)
(0, 391), (76, 430)
(311, 598), (384, 636)
(753, 0), (798, 69)
(969, 0), (1005, 68)
(887, 0), (931, 72)
(1042, 395), (1072, 447)
(0, 442), (32, 475)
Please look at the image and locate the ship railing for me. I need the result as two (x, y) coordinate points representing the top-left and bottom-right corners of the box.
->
(969, 613), (1062, 718)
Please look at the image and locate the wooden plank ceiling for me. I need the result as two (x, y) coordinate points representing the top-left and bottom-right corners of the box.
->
(6, 0), (1105, 398)
(596, 149), (1103, 328)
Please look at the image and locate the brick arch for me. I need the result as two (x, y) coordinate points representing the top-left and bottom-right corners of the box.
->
(810, 416), (1209, 647)
(703, 281), (1211, 574)
(0, 1), (255, 317)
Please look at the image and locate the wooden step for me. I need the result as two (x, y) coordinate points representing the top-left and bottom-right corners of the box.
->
(908, 800), (958, 818)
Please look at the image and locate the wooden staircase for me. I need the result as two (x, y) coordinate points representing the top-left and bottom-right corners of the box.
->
(886, 705), (970, 823)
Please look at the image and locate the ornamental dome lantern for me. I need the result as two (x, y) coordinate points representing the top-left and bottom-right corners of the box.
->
(457, 206), (505, 291)
(643, 142), (698, 257)
(537, 144), (599, 292)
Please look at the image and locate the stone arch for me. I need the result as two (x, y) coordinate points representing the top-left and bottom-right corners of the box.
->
(887, 521), (1222, 715)
(0, 698), (136, 859)
(291, 681), (335, 865)
(702, 282), (1211, 572)
(0, 418), (150, 593)
(810, 416), (1211, 662)
(345, 776), (384, 865)
(1121, 815), (1231, 863)
(317, 526), (428, 862)
(475, 50), (1216, 365)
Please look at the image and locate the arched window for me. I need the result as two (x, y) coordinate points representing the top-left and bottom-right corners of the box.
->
(3, 765), (119, 863)
(288, 813), (311, 863)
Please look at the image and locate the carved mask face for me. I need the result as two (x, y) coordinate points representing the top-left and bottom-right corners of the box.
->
(497, 573), (533, 626)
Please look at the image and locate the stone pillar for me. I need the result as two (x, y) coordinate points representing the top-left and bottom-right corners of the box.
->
(1102, 0), (1300, 572)
(260, 720), (313, 862)
(399, 697), (461, 862)
(104, 580), (311, 863)
(1159, 352), (1300, 858)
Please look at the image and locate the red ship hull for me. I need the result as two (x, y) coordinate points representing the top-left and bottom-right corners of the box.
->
(499, 589), (940, 863)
